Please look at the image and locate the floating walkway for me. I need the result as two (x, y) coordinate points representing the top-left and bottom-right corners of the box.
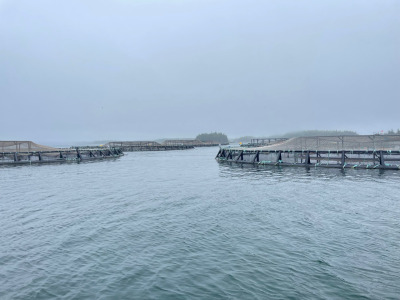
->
(244, 138), (288, 147)
(216, 135), (400, 170)
(162, 139), (221, 147)
(0, 141), (123, 165)
(105, 139), (224, 151)
(106, 141), (194, 151)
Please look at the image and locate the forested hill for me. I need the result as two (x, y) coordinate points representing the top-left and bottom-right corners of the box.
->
(196, 132), (229, 144)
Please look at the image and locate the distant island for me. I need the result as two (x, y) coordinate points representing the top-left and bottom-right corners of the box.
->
(196, 132), (229, 144)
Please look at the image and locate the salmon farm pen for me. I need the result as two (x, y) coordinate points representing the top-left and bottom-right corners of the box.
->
(162, 140), (221, 147)
(0, 141), (123, 165)
(216, 135), (400, 170)
(105, 141), (194, 151)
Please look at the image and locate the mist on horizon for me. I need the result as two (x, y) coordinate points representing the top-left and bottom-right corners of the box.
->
(1, 0), (399, 144)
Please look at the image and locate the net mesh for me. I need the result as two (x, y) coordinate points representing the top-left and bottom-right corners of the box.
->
(106, 141), (161, 147)
(245, 135), (400, 151)
(0, 141), (58, 152)
(162, 140), (215, 146)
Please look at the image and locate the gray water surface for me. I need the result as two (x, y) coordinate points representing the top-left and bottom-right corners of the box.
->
(1, 147), (399, 299)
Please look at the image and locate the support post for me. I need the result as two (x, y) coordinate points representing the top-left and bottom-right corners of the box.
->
(305, 151), (310, 165)
(226, 150), (232, 160)
(252, 151), (260, 163)
(276, 151), (282, 163)
(341, 150), (346, 166)
(215, 149), (222, 159)
(76, 148), (82, 160)
(379, 151), (385, 166)
(235, 150), (243, 161)
(339, 136), (344, 150)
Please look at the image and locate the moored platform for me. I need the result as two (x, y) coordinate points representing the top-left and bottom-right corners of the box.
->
(105, 141), (194, 151)
(216, 135), (400, 170)
(0, 141), (123, 165)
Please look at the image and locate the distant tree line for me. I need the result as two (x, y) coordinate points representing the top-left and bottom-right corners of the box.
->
(381, 129), (400, 135)
(196, 132), (229, 144)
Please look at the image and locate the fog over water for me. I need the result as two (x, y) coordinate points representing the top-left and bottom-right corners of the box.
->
(1, 0), (399, 143)
(1, 3), (400, 298)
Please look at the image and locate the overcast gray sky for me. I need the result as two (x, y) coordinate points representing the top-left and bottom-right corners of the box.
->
(1, 0), (399, 143)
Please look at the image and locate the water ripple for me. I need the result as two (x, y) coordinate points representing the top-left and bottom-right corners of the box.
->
(1, 147), (400, 299)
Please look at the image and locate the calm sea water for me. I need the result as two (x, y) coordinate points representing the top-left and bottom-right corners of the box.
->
(1, 147), (400, 299)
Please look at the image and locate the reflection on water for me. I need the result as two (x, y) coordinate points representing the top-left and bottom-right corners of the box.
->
(218, 160), (400, 182)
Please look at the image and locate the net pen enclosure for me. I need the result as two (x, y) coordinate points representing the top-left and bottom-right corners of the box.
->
(0, 141), (123, 166)
(105, 141), (194, 151)
(216, 135), (400, 170)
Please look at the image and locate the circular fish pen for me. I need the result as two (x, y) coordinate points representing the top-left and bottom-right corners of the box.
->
(216, 135), (400, 170)
(0, 141), (123, 165)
